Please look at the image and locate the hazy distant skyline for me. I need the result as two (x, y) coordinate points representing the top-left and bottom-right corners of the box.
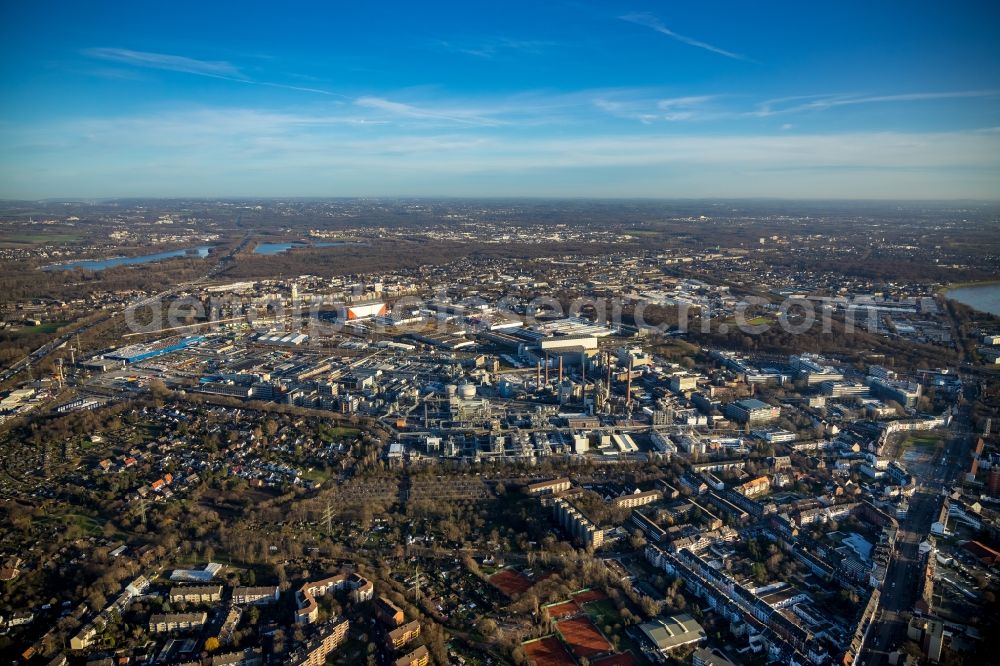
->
(1, 1), (999, 199)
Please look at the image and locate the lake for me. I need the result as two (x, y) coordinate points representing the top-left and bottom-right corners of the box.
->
(946, 283), (1000, 316)
(44, 245), (213, 271)
(253, 240), (355, 255)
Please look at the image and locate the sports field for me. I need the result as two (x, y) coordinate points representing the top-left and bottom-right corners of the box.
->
(556, 616), (612, 659)
(522, 635), (575, 666)
(488, 569), (533, 596)
(592, 653), (640, 666)
(545, 600), (581, 619)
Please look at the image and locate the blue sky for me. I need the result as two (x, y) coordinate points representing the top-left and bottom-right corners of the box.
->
(1, 1), (999, 199)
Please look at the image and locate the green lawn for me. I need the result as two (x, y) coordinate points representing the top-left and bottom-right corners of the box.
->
(300, 467), (332, 483)
(583, 598), (619, 626)
(897, 432), (948, 459)
(36, 510), (104, 536)
(329, 426), (360, 436)
(15, 321), (69, 336)
(903, 432), (945, 449)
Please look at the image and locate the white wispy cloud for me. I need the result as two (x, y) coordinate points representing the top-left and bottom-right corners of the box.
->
(751, 90), (1000, 116)
(594, 93), (718, 122)
(83, 47), (346, 97)
(657, 96), (715, 109)
(591, 87), (998, 124)
(9, 107), (999, 169)
(592, 98), (659, 123)
(620, 13), (751, 61)
(433, 37), (556, 59)
(355, 96), (509, 127)
(4, 107), (999, 197)
(83, 48), (244, 78)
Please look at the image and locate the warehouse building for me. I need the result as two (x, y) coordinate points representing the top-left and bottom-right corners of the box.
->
(639, 613), (706, 653)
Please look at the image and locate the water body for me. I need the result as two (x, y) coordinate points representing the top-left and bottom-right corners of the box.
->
(45, 245), (213, 271)
(253, 240), (354, 255)
(946, 283), (1000, 316)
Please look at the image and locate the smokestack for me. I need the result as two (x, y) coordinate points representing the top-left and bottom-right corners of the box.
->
(544, 353), (550, 385)
(536, 361), (541, 388)
(626, 357), (633, 410)
(558, 355), (564, 384)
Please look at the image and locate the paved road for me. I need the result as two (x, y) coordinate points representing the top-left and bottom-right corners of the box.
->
(0, 316), (109, 384)
(860, 416), (972, 665)
(862, 488), (940, 665)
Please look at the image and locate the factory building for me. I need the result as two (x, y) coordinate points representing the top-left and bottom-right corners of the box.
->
(338, 302), (387, 321)
(256, 332), (309, 346)
(106, 335), (205, 364)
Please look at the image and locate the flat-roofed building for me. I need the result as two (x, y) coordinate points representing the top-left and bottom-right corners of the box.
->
(232, 586), (280, 605)
(209, 648), (263, 666)
(669, 373), (699, 393)
(149, 612), (207, 633)
(169, 585), (223, 604)
(526, 478), (571, 495)
(394, 645), (429, 666)
(612, 489), (661, 509)
(287, 617), (349, 666)
(552, 497), (606, 549)
(724, 399), (780, 425)
(539, 335), (598, 352)
(692, 647), (737, 666)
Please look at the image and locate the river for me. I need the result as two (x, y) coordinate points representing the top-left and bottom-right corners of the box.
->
(253, 240), (356, 255)
(44, 245), (214, 271)
(946, 283), (1000, 316)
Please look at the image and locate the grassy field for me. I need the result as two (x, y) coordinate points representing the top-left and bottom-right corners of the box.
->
(651, 338), (699, 359)
(900, 431), (947, 453)
(35, 510), (104, 537)
(0, 232), (82, 245)
(907, 432), (944, 446)
(325, 426), (361, 438)
(13, 321), (68, 336)
(299, 466), (332, 483)
(583, 598), (619, 626)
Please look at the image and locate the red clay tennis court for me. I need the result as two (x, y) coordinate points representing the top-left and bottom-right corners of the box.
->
(489, 569), (533, 596)
(572, 588), (608, 604)
(545, 600), (581, 619)
(522, 635), (576, 666)
(556, 616), (612, 659)
(592, 652), (639, 666)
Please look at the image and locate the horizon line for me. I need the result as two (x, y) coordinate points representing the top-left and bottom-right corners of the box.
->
(2, 195), (1000, 204)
